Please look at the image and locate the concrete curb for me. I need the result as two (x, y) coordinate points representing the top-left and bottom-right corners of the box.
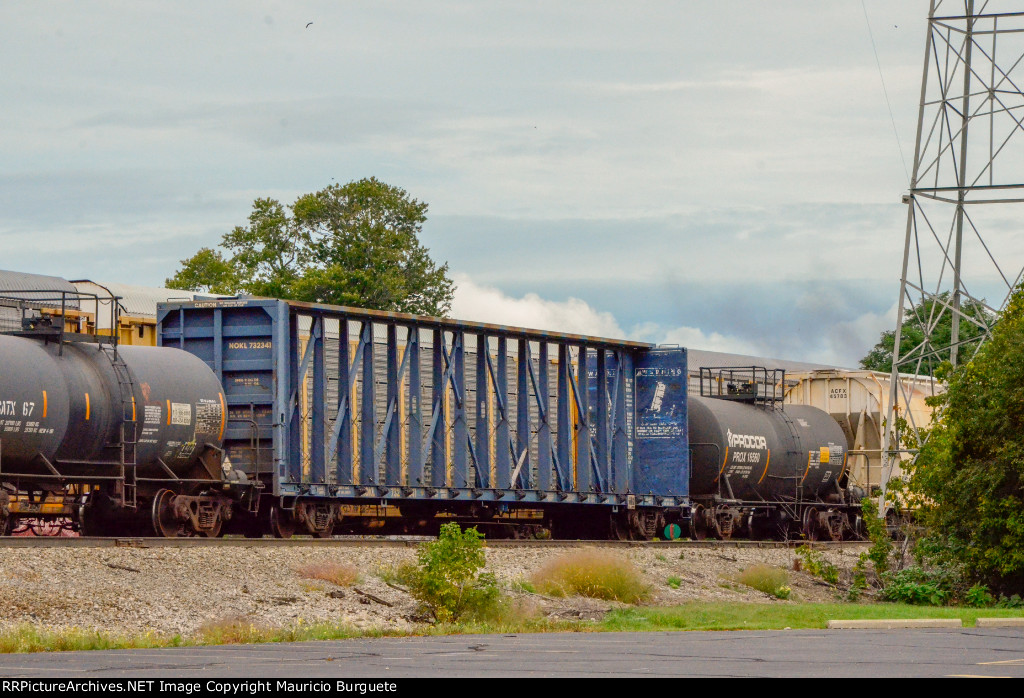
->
(976, 617), (1024, 628)
(827, 619), (962, 629)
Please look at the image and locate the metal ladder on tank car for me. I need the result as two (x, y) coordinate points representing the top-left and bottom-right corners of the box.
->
(773, 406), (806, 533)
(101, 344), (138, 511)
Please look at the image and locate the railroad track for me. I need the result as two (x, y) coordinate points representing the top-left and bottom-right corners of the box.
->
(0, 536), (869, 549)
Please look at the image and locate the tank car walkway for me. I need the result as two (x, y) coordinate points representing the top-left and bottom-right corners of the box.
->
(0, 628), (1022, 678)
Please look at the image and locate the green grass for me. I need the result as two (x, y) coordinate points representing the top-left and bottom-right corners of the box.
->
(2, 602), (1023, 653)
(602, 602), (1024, 632)
(0, 625), (183, 653)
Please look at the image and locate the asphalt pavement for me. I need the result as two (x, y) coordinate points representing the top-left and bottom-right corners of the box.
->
(0, 628), (1022, 678)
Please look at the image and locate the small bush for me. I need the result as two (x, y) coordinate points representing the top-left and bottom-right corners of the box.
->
(848, 554), (869, 601)
(296, 562), (359, 587)
(964, 583), (996, 608)
(666, 576), (682, 589)
(860, 498), (893, 575)
(998, 594), (1024, 608)
(880, 567), (953, 605)
(403, 522), (502, 623)
(530, 550), (651, 604)
(795, 546), (839, 585)
(734, 564), (791, 599)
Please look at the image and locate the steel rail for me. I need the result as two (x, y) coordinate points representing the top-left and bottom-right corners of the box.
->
(0, 536), (869, 550)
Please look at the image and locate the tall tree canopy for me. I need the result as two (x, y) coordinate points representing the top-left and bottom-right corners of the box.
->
(860, 292), (994, 375)
(167, 178), (455, 316)
(903, 284), (1024, 594)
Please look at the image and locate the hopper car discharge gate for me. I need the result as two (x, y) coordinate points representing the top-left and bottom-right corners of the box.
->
(157, 297), (691, 539)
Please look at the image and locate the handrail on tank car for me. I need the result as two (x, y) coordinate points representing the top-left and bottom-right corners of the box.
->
(0, 288), (124, 355)
(699, 366), (786, 407)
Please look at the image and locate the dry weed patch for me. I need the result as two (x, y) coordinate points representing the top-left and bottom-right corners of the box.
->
(296, 562), (360, 587)
(733, 564), (791, 599)
(530, 550), (651, 604)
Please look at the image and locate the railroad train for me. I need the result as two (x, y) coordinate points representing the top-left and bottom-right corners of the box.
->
(0, 294), (863, 541)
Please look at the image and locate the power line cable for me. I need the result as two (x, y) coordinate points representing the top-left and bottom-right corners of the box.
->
(862, 0), (911, 186)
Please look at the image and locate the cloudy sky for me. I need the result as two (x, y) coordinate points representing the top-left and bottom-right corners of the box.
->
(2, 2), (938, 367)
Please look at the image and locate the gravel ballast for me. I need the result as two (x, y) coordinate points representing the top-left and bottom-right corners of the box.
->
(0, 542), (865, 637)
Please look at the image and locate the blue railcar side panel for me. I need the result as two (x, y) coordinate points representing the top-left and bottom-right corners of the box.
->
(494, 336), (511, 489)
(575, 344), (590, 493)
(594, 350), (610, 489)
(429, 329), (447, 488)
(632, 348), (689, 498)
(515, 338), (531, 489)
(158, 298), (286, 493)
(158, 298), (690, 509)
(385, 324), (401, 487)
(311, 317), (326, 485)
(336, 320), (352, 486)
(407, 328), (423, 487)
(359, 321), (375, 487)
(536, 341), (552, 491)
(475, 333), (489, 488)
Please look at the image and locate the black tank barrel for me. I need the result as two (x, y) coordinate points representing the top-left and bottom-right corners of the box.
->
(688, 395), (849, 502)
(0, 335), (225, 480)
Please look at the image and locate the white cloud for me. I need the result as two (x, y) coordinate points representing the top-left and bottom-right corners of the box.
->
(630, 321), (762, 356)
(817, 302), (900, 368)
(451, 274), (769, 356)
(451, 274), (625, 338)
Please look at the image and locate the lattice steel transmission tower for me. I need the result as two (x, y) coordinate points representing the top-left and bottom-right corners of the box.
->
(881, 0), (1024, 501)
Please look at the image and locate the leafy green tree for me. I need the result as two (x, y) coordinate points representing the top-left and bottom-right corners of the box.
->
(860, 292), (993, 375)
(904, 284), (1024, 595)
(166, 178), (454, 316)
(165, 247), (240, 295)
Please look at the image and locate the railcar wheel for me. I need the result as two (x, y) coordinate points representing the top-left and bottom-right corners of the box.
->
(610, 517), (630, 541)
(748, 514), (781, 541)
(78, 492), (118, 537)
(849, 514), (865, 541)
(269, 506), (295, 539)
(0, 490), (9, 536)
(802, 507), (821, 541)
(152, 489), (184, 538)
(690, 505), (710, 540)
(746, 513), (762, 540)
